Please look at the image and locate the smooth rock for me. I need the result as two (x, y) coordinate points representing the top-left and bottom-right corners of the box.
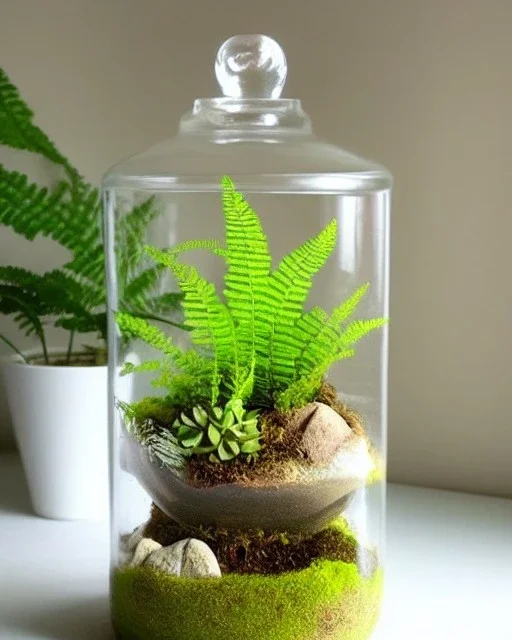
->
(122, 523), (146, 552)
(144, 538), (221, 578)
(130, 538), (162, 567)
(289, 402), (318, 432)
(119, 522), (147, 564)
(300, 402), (353, 465)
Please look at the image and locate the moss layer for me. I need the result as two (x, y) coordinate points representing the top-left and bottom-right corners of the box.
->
(113, 560), (382, 640)
(144, 506), (364, 575)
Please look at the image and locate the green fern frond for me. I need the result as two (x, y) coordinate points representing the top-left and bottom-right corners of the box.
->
(297, 316), (387, 383)
(296, 284), (369, 378)
(169, 238), (227, 258)
(145, 246), (240, 404)
(60, 180), (103, 285)
(339, 318), (388, 347)
(116, 197), (159, 287)
(0, 266), (100, 324)
(0, 167), (70, 240)
(147, 292), (184, 314)
(121, 266), (163, 310)
(55, 313), (107, 339)
(221, 176), (271, 377)
(116, 177), (387, 419)
(116, 312), (210, 385)
(39, 269), (103, 311)
(0, 68), (70, 169)
(0, 69), (186, 354)
(330, 283), (370, 324)
(283, 318), (386, 407)
(0, 284), (48, 356)
(121, 360), (162, 376)
(0, 167), (104, 291)
(0, 265), (44, 288)
(116, 312), (177, 356)
(254, 219), (338, 400)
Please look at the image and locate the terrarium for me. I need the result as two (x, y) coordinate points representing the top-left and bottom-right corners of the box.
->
(103, 34), (391, 640)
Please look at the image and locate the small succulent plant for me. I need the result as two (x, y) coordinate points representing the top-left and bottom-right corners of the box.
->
(173, 400), (262, 462)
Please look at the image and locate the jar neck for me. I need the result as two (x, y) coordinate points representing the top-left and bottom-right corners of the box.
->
(179, 98), (313, 136)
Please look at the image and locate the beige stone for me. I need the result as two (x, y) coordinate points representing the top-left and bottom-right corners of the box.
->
(144, 538), (221, 578)
(129, 538), (162, 567)
(300, 402), (352, 465)
(119, 522), (147, 565)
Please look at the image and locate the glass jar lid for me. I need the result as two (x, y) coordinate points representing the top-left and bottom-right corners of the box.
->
(103, 35), (392, 193)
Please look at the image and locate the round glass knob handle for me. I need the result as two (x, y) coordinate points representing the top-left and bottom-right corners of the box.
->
(215, 34), (287, 99)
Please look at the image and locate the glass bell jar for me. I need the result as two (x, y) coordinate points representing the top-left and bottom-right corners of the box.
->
(103, 34), (391, 640)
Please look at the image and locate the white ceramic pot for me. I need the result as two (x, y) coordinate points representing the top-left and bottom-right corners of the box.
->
(0, 350), (132, 521)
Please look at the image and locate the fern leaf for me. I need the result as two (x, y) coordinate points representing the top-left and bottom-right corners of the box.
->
(147, 292), (184, 314)
(116, 197), (159, 287)
(145, 246), (239, 403)
(339, 318), (388, 347)
(121, 266), (163, 310)
(115, 311), (209, 383)
(116, 312), (178, 356)
(55, 313), (106, 339)
(60, 180), (103, 286)
(169, 238), (227, 258)
(0, 167), (104, 290)
(0, 265), (44, 289)
(255, 218), (338, 398)
(121, 360), (162, 376)
(0, 267), (100, 332)
(39, 269), (103, 311)
(0, 68), (69, 168)
(221, 176), (271, 373)
(281, 317), (386, 408)
(0, 167), (69, 240)
(0, 284), (47, 350)
(297, 283), (369, 377)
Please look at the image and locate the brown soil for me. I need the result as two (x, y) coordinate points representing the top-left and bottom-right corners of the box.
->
(143, 503), (359, 575)
(187, 381), (366, 488)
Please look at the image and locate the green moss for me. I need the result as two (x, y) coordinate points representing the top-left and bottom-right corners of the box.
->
(113, 560), (383, 640)
(129, 396), (177, 424)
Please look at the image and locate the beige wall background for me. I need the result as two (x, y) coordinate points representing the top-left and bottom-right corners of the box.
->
(1, 0), (510, 497)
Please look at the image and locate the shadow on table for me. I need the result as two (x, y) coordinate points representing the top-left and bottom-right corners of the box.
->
(0, 454), (34, 516)
(1, 596), (114, 640)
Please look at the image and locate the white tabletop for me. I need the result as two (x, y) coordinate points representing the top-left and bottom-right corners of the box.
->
(0, 452), (510, 640)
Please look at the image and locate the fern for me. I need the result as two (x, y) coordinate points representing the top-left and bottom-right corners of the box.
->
(295, 284), (369, 377)
(0, 68), (70, 170)
(0, 67), (185, 360)
(254, 219), (338, 401)
(118, 176), (387, 428)
(144, 246), (240, 404)
(221, 176), (271, 372)
(116, 312), (212, 404)
(0, 284), (49, 360)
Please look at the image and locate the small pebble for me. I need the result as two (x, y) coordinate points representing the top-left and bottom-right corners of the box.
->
(144, 538), (221, 578)
(130, 538), (162, 567)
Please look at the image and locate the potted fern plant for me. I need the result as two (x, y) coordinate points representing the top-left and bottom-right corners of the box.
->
(0, 69), (182, 520)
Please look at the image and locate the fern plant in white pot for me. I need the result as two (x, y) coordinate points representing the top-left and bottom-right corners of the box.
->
(0, 69), (183, 520)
